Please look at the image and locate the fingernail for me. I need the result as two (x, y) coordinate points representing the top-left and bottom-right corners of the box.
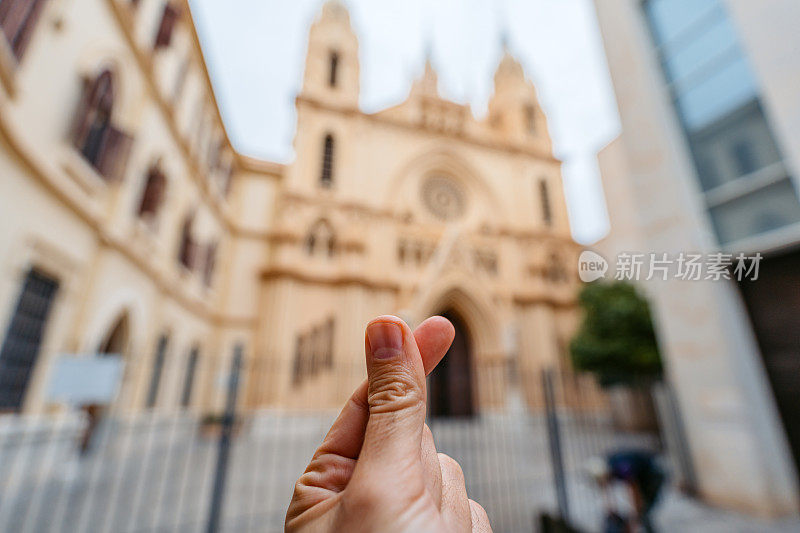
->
(367, 322), (403, 360)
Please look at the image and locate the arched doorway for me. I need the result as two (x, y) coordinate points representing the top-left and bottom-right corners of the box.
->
(428, 310), (475, 418)
(82, 311), (130, 452)
(97, 313), (129, 356)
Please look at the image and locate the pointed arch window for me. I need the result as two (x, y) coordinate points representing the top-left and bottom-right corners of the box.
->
(292, 317), (335, 387)
(202, 240), (218, 287)
(329, 51), (339, 88)
(97, 313), (130, 356)
(154, 2), (180, 49)
(177, 212), (197, 270)
(137, 164), (167, 220)
(525, 104), (537, 135)
(320, 134), (335, 187)
(146, 334), (169, 408)
(71, 69), (133, 180)
(180, 345), (199, 408)
(545, 252), (568, 283)
(306, 219), (336, 257)
(0, 0), (48, 61)
(538, 178), (552, 227)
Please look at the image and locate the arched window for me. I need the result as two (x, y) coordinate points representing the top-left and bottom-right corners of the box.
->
(154, 2), (180, 49)
(177, 212), (196, 270)
(97, 313), (130, 356)
(137, 164), (167, 220)
(0, 0), (48, 61)
(72, 69), (133, 180)
(202, 240), (218, 287)
(525, 104), (537, 134)
(320, 134), (334, 187)
(306, 219), (335, 257)
(324, 318), (334, 369)
(292, 335), (303, 386)
(180, 345), (199, 408)
(538, 178), (552, 227)
(545, 252), (568, 283)
(329, 51), (339, 88)
(145, 334), (168, 408)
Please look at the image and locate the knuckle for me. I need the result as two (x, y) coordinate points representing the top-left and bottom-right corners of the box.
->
(438, 453), (464, 481)
(470, 499), (489, 521)
(422, 423), (434, 442)
(368, 369), (424, 414)
(470, 499), (487, 515)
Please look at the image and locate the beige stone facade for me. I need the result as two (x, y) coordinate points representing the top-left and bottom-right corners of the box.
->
(0, 0), (580, 417)
(593, 0), (800, 517)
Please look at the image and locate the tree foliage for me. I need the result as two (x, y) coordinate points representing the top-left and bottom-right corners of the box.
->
(569, 281), (663, 387)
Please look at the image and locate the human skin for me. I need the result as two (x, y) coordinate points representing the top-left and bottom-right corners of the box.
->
(285, 315), (493, 533)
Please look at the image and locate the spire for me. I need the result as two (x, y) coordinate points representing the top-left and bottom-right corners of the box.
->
(320, 0), (350, 24)
(494, 0), (522, 83)
(411, 35), (439, 97)
(495, 41), (524, 86)
(417, 55), (440, 96)
(500, 27), (510, 53)
(424, 37), (434, 65)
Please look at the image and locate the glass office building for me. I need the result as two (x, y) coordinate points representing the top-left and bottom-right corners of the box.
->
(645, 0), (800, 246)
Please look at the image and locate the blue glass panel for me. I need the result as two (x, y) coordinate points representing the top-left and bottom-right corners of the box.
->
(674, 54), (757, 131)
(660, 13), (739, 85)
(645, 0), (718, 47)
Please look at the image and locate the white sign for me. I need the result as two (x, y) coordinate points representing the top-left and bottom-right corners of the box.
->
(47, 354), (125, 405)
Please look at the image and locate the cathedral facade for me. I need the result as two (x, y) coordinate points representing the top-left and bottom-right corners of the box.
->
(0, 0), (580, 416)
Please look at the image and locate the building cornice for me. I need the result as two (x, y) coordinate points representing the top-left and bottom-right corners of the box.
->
(261, 268), (400, 292)
(277, 191), (580, 245)
(236, 154), (285, 178)
(296, 94), (562, 164)
(512, 294), (578, 308)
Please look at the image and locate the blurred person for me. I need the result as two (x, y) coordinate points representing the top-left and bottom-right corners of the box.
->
(285, 315), (492, 532)
(586, 450), (665, 533)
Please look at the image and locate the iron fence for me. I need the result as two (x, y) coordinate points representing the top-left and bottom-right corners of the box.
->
(0, 354), (680, 533)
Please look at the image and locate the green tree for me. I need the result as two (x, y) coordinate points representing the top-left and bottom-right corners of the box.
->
(570, 281), (663, 387)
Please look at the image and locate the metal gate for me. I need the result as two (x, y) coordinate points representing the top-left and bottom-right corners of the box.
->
(0, 350), (681, 533)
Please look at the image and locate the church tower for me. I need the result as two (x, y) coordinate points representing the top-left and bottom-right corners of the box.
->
(301, 0), (360, 108)
(487, 41), (551, 150)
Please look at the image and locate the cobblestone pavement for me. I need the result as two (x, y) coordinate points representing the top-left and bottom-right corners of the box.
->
(0, 412), (797, 533)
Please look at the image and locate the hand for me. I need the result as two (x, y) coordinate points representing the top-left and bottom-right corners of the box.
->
(286, 315), (492, 532)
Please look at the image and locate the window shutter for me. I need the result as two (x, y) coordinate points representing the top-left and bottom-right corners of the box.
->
(154, 3), (179, 49)
(139, 169), (166, 217)
(70, 78), (93, 146)
(97, 125), (133, 181)
(10, 0), (47, 59)
(1, 0), (46, 60)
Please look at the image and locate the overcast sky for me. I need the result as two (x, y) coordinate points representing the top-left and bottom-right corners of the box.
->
(188, 0), (620, 244)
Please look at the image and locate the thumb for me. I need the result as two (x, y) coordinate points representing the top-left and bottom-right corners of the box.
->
(358, 315), (427, 470)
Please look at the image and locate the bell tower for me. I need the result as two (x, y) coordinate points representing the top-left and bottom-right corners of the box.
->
(487, 40), (549, 147)
(301, 0), (360, 108)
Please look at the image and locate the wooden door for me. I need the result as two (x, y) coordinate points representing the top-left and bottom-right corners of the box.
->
(428, 311), (475, 418)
